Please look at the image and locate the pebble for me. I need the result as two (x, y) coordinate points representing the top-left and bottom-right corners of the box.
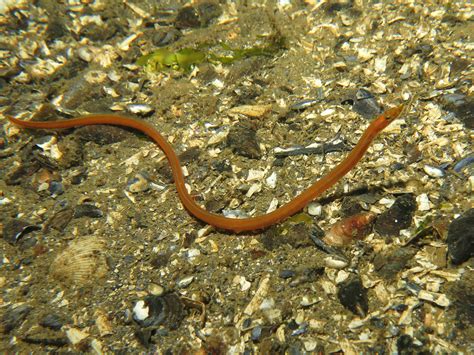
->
(48, 180), (64, 196)
(446, 209), (474, 264)
(251, 325), (263, 342)
(226, 123), (261, 159)
(73, 203), (103, 218)
(279, 270), (296, 279)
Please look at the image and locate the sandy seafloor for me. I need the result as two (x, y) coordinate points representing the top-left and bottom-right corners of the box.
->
(0, 0), (473, 353)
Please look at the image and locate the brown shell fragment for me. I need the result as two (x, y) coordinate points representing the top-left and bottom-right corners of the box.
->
(50, 237), (108, 286)
(323, 212), (376, 246)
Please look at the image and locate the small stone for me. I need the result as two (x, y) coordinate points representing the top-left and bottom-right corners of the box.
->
(226, 123), (261, 159)
(348, 88), (382, 119)
(176, 275), (194, 288)
(74, 204), (103, 219)
(39, 314), (65, 331)
(279, 270), (296, 279)
(446, 209), (474, 264)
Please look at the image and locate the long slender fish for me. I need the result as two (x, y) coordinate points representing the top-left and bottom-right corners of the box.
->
(6, 104), (403, 233)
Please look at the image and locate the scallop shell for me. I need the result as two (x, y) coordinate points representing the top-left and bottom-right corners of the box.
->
(50, 237), (108, 285)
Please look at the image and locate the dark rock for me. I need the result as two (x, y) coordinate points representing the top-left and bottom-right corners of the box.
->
(205, 198), (226, 213)
(5, 160), (40, 185)
(226, 123), (261, 159)
(340, 197), (365, 217)
(39, 313), (65, 330)
(450, 58), (471, 78)
(61, 75), (101, 111)
(337, 276), (368, 317)
(260, 221), (313, 250)
(0, 304), (32, 333)
(446, 209), (474, 264)
(374, 194), (416, 237)
(196, 2), (222, 26)
(448, 271), (474, 332)
(279, 270), (296, 279)
(48, 181), (64, 196)
(342, 88), (382, 119)
(353, 88), (382, 118)
(74, 203), (104, 219)
(2, 219), (40, 245)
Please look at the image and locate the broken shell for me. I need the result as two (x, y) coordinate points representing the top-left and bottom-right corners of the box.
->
(2, 219), (40, 245)
(127, 104), (154, 115)
(133, 293), (185, 330)
(323, 212), (376, 246)
(50, 237), (108, 286)
(228, 104), (272, 118)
